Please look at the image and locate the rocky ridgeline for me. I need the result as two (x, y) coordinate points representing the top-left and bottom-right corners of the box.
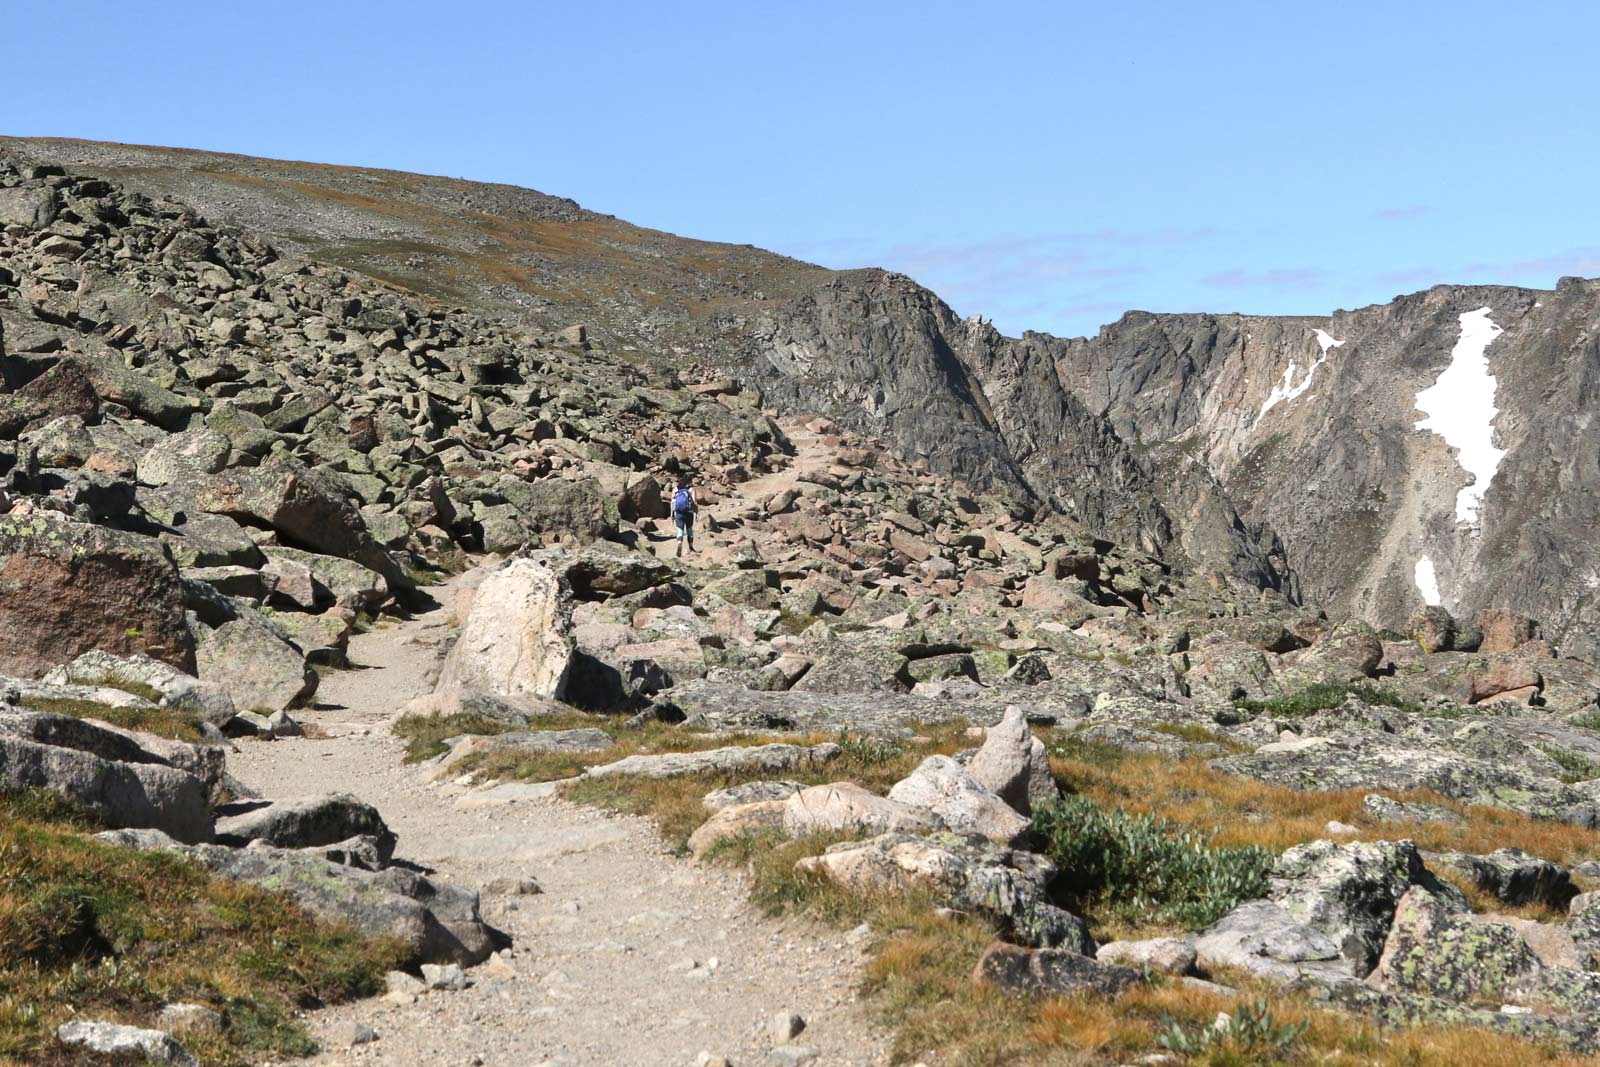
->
(8, 160), (1600, 1061)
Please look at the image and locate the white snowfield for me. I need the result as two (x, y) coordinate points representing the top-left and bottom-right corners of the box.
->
(1414, 307), (1507, 524)
(1414, 557), (1442, 607)
(1258, 328), (1344, 423)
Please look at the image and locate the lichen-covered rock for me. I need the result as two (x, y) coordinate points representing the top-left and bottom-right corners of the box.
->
(398, 687), (568, 728)
(262, 546), (390, 611)
(436, 557), (575, 701)
(886, 755), (1029, 844)
(702, 779), (804, 812)
(57, 1019), (195, 1066)
(532, 546), (677, 599)
(1427, 849), (1577, 911)
(98, 831), (495, 965)
(1193, 900), (1356, 987)
(136, 428), (231, 486)
(0, 510), (194, 676)
(797, 831), (1091, 950)
(194, 459), (408, 593)
(1269, 838), (1466, 974)
(196, 619), (318, 712)
(1214, 728), (1596, 824)
(45, 649), (236, 725)
(1362, 793), (1463, 825)
(1369, 886), (1600, 1016)
(973, 942), (1142, 996)
(1407, 606), (1458, 654)
(0, 709), (213, 842)
(214, 792), (396, 864)
(789, 638), (910, 696)
(586, 741), (841, 781)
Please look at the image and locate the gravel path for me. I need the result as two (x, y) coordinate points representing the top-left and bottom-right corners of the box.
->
(232, 578), (892, 1067)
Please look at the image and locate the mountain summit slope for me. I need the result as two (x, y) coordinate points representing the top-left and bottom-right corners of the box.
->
(3, 136), (1595, 651)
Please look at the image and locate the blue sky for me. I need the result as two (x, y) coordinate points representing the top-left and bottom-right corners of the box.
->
(6, 1), (1598, 338)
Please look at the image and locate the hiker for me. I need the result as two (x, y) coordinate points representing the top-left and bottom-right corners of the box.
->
(671, 478), (699, 557)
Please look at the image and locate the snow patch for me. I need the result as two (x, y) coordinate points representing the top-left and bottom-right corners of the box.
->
(1414, 558), (1442, 606)
(1258, 329), (1344, 422)
(1413, 307), (1506, 524)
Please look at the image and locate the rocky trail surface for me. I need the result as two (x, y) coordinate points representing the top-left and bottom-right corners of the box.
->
(234, 577), (890, 1067)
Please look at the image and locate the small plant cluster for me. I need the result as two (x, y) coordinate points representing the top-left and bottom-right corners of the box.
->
(1158, 997), (1309, 1060)
(1235, 681), (1421, 720)
(1033, 793), (1273, 931)
(0, 790), (404, 1064)
(1538, 744), (1600, 785)
(834, 733), (906, 766)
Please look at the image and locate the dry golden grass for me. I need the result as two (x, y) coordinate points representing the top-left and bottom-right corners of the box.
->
(554, 719), (1600, 1065)
(0, 791), (406, 1066)
(1052, 749), (1600, 867)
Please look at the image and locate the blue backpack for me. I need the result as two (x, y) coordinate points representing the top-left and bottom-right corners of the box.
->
(673, 488), (694, 514)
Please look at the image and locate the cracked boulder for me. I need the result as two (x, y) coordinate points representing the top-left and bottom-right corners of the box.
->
(0, 708), (213, 842)
(797, 831), (1091, 950)
(436, 557), (575, 701)
(0, 510), (194, 676)
(196, 619), (318, 712)
(96, 830), (495, 965)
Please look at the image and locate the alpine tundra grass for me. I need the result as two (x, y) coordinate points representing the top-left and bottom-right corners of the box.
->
(0, 791), (406, 1067)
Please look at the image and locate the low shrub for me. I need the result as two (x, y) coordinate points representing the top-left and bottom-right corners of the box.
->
(1033, 793), (1273, 932)
(1235, 681), (1422, 719)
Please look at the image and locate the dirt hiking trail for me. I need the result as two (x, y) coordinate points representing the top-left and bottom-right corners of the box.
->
(232, 573), (893, 1067)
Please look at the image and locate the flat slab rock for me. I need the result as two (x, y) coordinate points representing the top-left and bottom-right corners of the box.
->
(213, 792), (396, 864)
(57, 1019), (196, 1066)
(95, 829), (495, 966)
(1213, 728), (1598, 824)
(664, 681), (1083, 734)
(583, 741), (841, 780)
(973, 942), (1143, 997)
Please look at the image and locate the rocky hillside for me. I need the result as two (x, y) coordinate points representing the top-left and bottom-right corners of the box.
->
(8, 138), (1588, 661)
(9, 144), (1600, 1064)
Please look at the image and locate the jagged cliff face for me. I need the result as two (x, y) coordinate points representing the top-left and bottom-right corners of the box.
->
(6, 137), (1594, 651)
(1040, 283), (1600, 657)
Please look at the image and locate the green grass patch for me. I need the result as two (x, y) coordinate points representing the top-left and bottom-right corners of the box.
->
(1235, 681), (1422, 719)
(1033, 793), (1274, 933)
(0, 790), (407, 1066)
(1151, 722), (1247, 751)
(391, 713), (519, 762)
(1539, 745), (1600, 785)
(73, 674), (165, 704)
(18, 697), (207, 744)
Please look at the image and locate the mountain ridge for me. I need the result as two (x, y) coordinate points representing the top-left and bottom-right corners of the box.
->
(3, 135), (1594, 653)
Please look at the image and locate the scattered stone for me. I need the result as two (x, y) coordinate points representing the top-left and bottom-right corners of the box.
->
(56, 1019), (196, 1066)
(421, 962), (469, 991)
(1096, 937), (1198, 976)
(331, 1021), (379, 1048)
(973, 941), (1143, 996)
(770, 1011), (807, 1043)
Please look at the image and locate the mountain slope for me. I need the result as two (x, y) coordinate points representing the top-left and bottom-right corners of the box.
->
(4, 136), (1594, 653)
